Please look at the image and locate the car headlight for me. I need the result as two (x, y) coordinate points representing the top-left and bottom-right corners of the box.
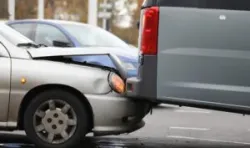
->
(109, 73), (125, 94)
(123, 62), (137, 70)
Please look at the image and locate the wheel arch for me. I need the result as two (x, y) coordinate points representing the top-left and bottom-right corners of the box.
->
(17, 84), (94, 131)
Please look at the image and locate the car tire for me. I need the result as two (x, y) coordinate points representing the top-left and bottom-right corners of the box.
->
(23, 89), (89, 148)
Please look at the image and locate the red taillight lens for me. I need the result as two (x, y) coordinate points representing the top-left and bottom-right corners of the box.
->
(140, 6), (159, 55)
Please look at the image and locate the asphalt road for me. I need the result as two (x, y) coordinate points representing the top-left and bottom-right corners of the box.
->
(131, 104), (250, 143)
(1, 104), (250, 148)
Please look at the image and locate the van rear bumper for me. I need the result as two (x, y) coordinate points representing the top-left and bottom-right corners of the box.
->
(125, 55), (158, 102)
(126, 77), (141, 97)
(126, 77), (157, 104)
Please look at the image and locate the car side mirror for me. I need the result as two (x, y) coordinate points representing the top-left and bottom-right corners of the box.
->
(52, 40), (72, 47)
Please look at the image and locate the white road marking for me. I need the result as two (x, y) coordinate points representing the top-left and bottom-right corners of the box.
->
(167, 135), (250, 145)
(169, 126), (210, 131)
(175, 110), (211, 114)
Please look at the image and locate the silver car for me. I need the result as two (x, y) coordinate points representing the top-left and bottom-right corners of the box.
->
(0, 23), (150, 148)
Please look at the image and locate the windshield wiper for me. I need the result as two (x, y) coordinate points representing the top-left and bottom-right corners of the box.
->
(17, 43), (40, 48)
(38, 44), (48, 47)
(17, 43), (47, 48)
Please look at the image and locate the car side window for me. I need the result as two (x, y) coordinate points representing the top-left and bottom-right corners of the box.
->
(35, 24), (70, 47)
(9, 23), (34, 40)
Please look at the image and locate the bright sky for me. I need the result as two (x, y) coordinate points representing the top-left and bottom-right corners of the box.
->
(113, 0), (138, 28)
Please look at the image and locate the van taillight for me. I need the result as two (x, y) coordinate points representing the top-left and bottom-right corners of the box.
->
(140, 6), (159, 55)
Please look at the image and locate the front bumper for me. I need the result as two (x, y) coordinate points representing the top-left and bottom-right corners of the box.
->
(85, 93), (151, 136)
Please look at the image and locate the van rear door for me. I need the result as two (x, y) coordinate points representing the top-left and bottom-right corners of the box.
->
(127, 0), (250, 109)
(156, 0), (250, 107)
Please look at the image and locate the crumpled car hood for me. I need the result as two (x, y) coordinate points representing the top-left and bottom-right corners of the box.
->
(28, 46), (138, 59)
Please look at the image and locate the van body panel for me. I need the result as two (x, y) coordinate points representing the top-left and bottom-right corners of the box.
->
(126, 0), (250, 113)
(157, 7), (250, 107)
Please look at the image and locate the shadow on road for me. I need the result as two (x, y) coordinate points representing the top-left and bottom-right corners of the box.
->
(0, 133), (249, 148)
(153, 104), (180, 110)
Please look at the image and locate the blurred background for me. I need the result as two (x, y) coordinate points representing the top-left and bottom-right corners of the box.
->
(0, 0), (144, 46)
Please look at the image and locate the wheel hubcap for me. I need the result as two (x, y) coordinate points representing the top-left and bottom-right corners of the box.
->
(42, 110), (68, 135)
(33, 100), (77, 144)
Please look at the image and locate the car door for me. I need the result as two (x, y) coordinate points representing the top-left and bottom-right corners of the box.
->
(0, 43), (11, 123)
(34, 23), (73, 47)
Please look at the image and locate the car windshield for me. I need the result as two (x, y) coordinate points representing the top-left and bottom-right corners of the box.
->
(61, 23), (130, 49)
(0, 23), (35, 46)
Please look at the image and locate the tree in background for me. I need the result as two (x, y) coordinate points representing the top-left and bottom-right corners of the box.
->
(0, 0), (8, 19)
(13, 0), (142, 46)
(44, 0), (55, 19)
(16, 0), (38, 19)
(50, 0), (88, 22)
(15, 0), (88, 22)
(110, 0), (143, 46)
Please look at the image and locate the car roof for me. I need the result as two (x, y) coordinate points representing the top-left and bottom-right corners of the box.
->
(8, 19), (94, 27)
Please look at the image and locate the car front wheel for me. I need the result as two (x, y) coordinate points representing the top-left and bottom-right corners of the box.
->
(23, 89), (89, 148)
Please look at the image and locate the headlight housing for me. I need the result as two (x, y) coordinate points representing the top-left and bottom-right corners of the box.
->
(122, 62), (137, 70)
(109, 73), (125, 94)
